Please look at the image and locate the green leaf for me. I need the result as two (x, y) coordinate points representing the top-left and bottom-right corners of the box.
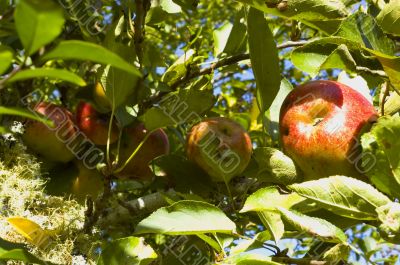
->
(247, 7), (280, 112)
(0, 45), (13, 75)
(0, 238), (49, 265)
(361, 116), (400, 198)
(277, 207), (347, 243)
(322, 243), (350, 263)
(254, 147), (301, 185)
(161, 49), (196, 86)
(98, 237), (157, 265)
(154, 155), (214, 198)
(99, 65), (138, 108)
(238, 0), (347, 34)
(265, 78), (293, 141)
(7, 68), (86, 86)
(14, 0), (65, 55)
(220, 252), (280, 265)
(0, 106), (53, 127)
(376, 202), (400, 238)
(213, 22), (233, 56)
(240, 186), (304, 242)
(335, 12), (395, 56)
(377, 1), (400, 36)
(160, 0), (182, 13)
(384, 92), (400, 115)
(258, 211), (284, 243)
(230, 231), (271, 255)
(241, 187), (306, 213)
(135, 200), (236, 235)
(140, 88), (215, 131)
(223, 8), (247, 55)
(41, 40), (142, 76)
(289, 176), (391, 220)
(291, 43), (356, 77)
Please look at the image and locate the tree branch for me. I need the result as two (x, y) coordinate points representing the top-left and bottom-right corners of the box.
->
(133, 0), (151, 67)
(170, 40), (308, 90)
(271, 257), (328, 265)
(98, 189), (174, 226)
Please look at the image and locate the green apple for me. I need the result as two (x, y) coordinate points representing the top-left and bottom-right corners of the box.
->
(115, 123), (169, 180)
(186, 117), (252, 182)
(23, 102), (77, 163)
(279, 80), (378, 180)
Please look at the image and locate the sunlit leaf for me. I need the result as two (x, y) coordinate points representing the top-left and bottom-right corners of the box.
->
(14, 0), (65, 55)
(247, 7), (280, 112)
(289, 176), (391, 220)
(98, 237), (157, 265)
(7, 68), (86, 86)
(135, 200), (236, 235)
(41, 40), (141, 76)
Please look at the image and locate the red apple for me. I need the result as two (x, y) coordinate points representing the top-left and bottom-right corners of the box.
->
(186, 117), (252, 182)
(76, 101), (119, 146)
(279, 80), (378, 180)
(23, 102), (77, 163)
(115, 123), (169, 180)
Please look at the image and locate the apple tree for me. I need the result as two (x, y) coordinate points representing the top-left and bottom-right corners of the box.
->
(0, 0), (400, 264)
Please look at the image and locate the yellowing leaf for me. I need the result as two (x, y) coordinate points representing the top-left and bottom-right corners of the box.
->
(7, 217), (52, 249)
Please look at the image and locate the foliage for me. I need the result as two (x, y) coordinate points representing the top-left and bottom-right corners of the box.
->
(0, 0), (400, 264)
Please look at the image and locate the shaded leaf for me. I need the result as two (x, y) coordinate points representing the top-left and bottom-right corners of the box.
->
(277, 207), (347, 243)
(140, 88), (215, 131)
(154, 155), (214, 198)
(41, 40), (141, 76)
(254, 147), (301, 185)
(223, 8), (247, 55)
(265, 78), (293, 141)
(8, 68), (86, 86)
(14, 0), (65, 55)
(247, 7), (280, 112)
(335, 12), (395, 55)
(161, 49), (196, 86)
(289, 176), (391, 220)
(238, 0), (348, 33)
(98, 237), (157, 265)
(0, 106), (53, 126)
(0, 45), (13, 75)
(135, 200), (236, 235)
(291, 43), (356, 77)
(361, 116), (400, 198)
(0, 238), (49, 264)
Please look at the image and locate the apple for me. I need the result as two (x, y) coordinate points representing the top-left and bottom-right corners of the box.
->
(115, 123), (169, 180)
(93, 82), (112, 111)
(76, 101), (119, 146)
(23, 102), (77, 163)
(186, 117), (252, 182)
(71, 160), (104, 203)
(279, 80), (378, 180)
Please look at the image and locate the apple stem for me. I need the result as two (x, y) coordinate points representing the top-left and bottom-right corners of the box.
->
(106, 106), (116, 168)
(113, 129), (156, 174)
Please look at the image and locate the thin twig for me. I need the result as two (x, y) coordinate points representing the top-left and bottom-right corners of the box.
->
(170, 40), (309, 90)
